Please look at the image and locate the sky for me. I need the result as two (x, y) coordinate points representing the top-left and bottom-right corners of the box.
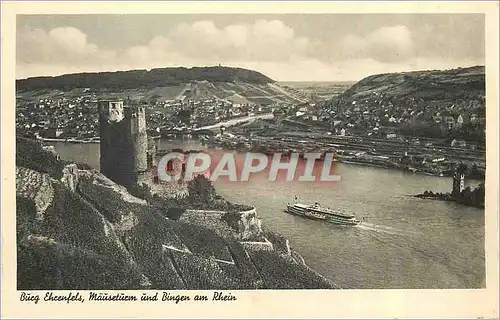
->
(16, 14), (485, 82)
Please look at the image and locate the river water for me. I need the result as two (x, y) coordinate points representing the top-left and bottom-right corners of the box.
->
(48, 138), (485, 289)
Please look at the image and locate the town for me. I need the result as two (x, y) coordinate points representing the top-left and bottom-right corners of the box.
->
(16, 93), (276, 139)
(15, 80), (486, 180)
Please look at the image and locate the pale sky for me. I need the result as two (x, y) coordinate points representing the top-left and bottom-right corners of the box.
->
(16, 14), (485, 81)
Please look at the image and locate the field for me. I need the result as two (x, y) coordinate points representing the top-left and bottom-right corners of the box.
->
(279, 81), (354, 101)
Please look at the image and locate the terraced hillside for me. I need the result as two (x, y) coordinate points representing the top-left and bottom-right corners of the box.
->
(16, 138), (335, 290)
(16, 66), (307, 105)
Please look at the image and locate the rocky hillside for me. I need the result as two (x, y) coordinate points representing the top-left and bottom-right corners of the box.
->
(336, 66), (485, 105)
(16, 138), (335, 290)
(16, 67), (307, 105)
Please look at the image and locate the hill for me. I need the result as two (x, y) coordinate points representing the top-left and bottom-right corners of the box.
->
(334, 66), (485, 108)
(16, 66), (307, 105)
(16, 66), (275, 89)
(323, 66), (486, 143)
(16, 137), (336, 290)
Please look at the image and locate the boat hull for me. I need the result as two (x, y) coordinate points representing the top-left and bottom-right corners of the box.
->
(286, 205), (327, 221)
(285, 204), (361, 226)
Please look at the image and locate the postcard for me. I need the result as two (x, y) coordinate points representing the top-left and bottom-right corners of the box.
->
(1, 1), (499, 318)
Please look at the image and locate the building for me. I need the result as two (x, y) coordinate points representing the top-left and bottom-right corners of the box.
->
(272, 109), (286, 128)
(98, 99), (148, 189)
(45, 126), (64, 138)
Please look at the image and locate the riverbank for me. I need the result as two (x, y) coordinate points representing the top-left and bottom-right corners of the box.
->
(201, 131), (485, 179)
(38, 137), (100, 144)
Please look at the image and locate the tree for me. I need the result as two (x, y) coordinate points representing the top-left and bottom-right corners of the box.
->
(472, 183), (485, 207)
(187, 175), (215, 202)
(178, 109), (191, 124)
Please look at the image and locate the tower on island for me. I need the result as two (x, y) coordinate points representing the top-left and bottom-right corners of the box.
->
(452, 163), (468, 197)
(98, 99), (148, 189)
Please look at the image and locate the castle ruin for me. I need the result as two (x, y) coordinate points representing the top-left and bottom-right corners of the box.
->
(98, 99), (149, 189)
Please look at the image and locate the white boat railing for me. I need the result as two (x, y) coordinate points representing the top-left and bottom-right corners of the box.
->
(289, 200), (355, 218)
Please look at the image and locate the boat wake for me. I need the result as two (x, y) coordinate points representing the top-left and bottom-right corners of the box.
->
(356, 222), (423, 236)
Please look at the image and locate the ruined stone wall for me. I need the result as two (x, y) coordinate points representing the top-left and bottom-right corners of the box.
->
(237, 207), (264, 241)
(61, 164), (79, 192)
(241, 239), (274, 252)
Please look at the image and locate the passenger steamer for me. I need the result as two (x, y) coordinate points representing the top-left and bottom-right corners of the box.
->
(285, 198), (362, 226)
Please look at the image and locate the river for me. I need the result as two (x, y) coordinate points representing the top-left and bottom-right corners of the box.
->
(48, 137), (485, 289)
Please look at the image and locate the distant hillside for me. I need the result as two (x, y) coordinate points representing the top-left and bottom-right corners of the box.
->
(16, 66), (275, 90)
(322, 66), (486, 143)
(16, 66), (308, 105)
(280, 81), (354, 101)
(335, 66), (485, 107)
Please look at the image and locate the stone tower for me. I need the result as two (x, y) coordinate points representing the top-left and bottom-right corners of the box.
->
(125, 105), (148, 173)
(98, 99), (148, 189)
(452, 163), (468, 197)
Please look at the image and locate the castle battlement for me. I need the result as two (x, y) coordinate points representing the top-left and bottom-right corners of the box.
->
(124, 105), (146, 118)
(98, 99), (125, 123)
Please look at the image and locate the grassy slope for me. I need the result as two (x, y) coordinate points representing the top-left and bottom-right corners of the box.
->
(16, 81), (305, 105)
(16, 66), (307, 105)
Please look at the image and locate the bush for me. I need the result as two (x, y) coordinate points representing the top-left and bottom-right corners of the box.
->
(172, 222), (232, 261)
(187, 175), (215, 201)
(16, 137), (66, 179)
(263, 230), (289, 255)
(16, 196), (38, 243)
(221, 210), (242, 233)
